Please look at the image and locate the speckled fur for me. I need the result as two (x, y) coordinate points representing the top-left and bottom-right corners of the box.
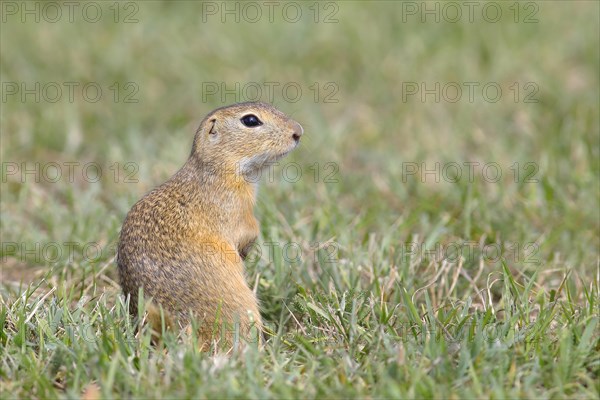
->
(117, 102), (303, 347)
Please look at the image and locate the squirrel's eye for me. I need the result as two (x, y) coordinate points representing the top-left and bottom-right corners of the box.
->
(241, 114), (263, 127)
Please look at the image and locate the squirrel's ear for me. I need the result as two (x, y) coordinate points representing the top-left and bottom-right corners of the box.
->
(196, 118), (217, 137)
(192, 117), (217, 155)
(207, 118), (217, 136)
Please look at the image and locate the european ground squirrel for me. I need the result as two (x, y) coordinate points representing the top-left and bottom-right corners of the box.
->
(117, 102), (303, 348)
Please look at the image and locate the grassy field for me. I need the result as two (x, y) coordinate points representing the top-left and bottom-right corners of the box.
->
(1, 1), (599, 398)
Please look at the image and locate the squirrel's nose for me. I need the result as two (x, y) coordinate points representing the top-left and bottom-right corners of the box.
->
(291, 121), (303, 143)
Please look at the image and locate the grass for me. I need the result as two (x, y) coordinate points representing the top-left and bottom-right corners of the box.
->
(1, 1), (599, 398)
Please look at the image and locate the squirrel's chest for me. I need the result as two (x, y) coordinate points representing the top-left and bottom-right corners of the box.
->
(229, 185), (260, 259)
(234, 211), (259, 259)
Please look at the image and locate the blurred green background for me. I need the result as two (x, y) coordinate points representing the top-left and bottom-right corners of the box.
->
(0, 1), (598, 397)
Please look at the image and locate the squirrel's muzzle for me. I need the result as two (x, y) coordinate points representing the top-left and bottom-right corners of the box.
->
(291, 121), (303, 144)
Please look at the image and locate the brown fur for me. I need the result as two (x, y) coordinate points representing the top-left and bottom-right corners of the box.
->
(117, 102), (303, 348)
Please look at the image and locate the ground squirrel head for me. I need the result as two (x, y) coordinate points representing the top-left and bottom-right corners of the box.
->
(191, 102), (303, 176)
